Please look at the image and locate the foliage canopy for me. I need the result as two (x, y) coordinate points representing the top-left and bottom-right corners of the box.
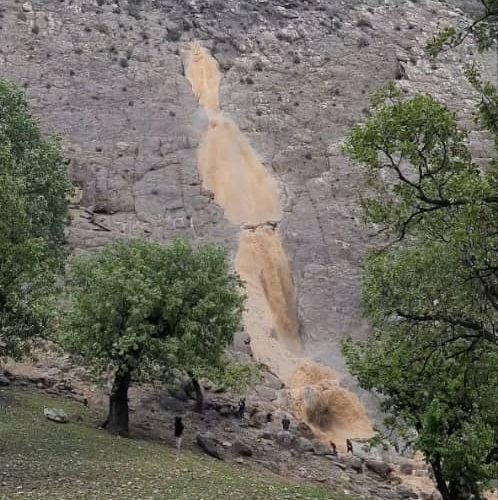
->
(343, 77), (498, 497)
(64, 239), (245, 434)
(0, 80), (71, 359)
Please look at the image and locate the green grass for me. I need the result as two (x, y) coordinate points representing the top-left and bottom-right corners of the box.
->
(0, 388), (349, 500)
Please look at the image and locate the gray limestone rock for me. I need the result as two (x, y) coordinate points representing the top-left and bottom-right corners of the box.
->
(232, 440), (253, 457)
(365, 459), (394, 479)
(43, 408), (68, 423)
(196, 432), (224, 460)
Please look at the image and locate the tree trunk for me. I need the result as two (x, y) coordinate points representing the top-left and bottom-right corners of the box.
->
(431, 459), (451, 500)
(107, 371), (131, 436)
(191, 377), (204, 413)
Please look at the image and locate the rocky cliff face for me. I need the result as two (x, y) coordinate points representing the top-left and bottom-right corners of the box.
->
(0, 0), (495, 419)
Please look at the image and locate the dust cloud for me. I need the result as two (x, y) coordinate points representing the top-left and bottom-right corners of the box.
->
(287, 361), (373, 450)
(184, 40), (373, 448)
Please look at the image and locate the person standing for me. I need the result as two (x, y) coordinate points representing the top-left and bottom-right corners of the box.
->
(346, 438), (353, 454)
(174, 416), (184, 451)
(282, 415), (291, 431)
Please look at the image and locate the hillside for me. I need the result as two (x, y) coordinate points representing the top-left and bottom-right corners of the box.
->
(0, 387), (349, 500)
(0, 0), (496, 498)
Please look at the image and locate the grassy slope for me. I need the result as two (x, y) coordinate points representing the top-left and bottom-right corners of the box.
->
(0, 388), (349, 500)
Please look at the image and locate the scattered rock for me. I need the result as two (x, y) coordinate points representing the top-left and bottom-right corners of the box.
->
(396, 486), (419, 499)
(311, 439), (334, 456)
(365, 459), (393, 479)
(263, 372), (284, 390)
(233, 440), (253, 457)
(276, 430), (295, 448)
(43, 408), (68, 423)
(216, 403), (234, 417)
(0, 373), (11, 386)
(326, 457), (347, 470)
(296, 421), (314, 439)
(159, 394), (186, 413)
(296, 437), (314, 453)
(344, 456), (364, 473)
(234, 457), (244, 464)
(22, 2), (33, 13)
(399, 462), (414, 475)
(167, 385), (190, 402)
(54, 379), (74, 392)
(196, 433), (224, 460)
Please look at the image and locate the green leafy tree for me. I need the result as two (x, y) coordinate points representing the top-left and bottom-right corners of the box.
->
(342, 82), (498, 499)
(427, 1), (497, 55)
(0, 80), (71, 359)
(63, 239), (245, 436)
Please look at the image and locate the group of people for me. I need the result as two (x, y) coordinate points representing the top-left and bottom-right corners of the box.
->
(173, 398), (355, 457)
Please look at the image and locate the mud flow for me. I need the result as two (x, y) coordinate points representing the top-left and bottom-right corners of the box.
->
(184, 41), (373, 447)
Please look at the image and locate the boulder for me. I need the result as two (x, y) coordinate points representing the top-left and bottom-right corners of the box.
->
(311, 439), (334, 456)
(276, 430), (295, 448)
(365, 459), (394, 479)
(325, 457), (347, 470)
(399, 462), (414, 475)
(167, 385), (190, 402)
(258, 431), (275, 441)
(296, 421), (314, 439)
(248, 412), (266, 428)
(159, 394), (186, 412)
(43, 408), (68, 423)
(196, 433), (224, 460)
(263, 372), (284, 390)
(232, 440), (253, 457)
(0, 373), (11, 386)
(395, 486), (419, 499)
(343, 456), (364, 473)
(296, 437), (314, 453)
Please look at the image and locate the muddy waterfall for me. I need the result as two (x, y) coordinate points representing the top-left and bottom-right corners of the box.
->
(184, 42), (372, 450)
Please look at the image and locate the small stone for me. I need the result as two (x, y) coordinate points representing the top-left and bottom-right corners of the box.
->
(44, 408), (68, 423)
(235, 457), (244, 464)
(0, 373), (11, 386)
(22, 2), (33, 13)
